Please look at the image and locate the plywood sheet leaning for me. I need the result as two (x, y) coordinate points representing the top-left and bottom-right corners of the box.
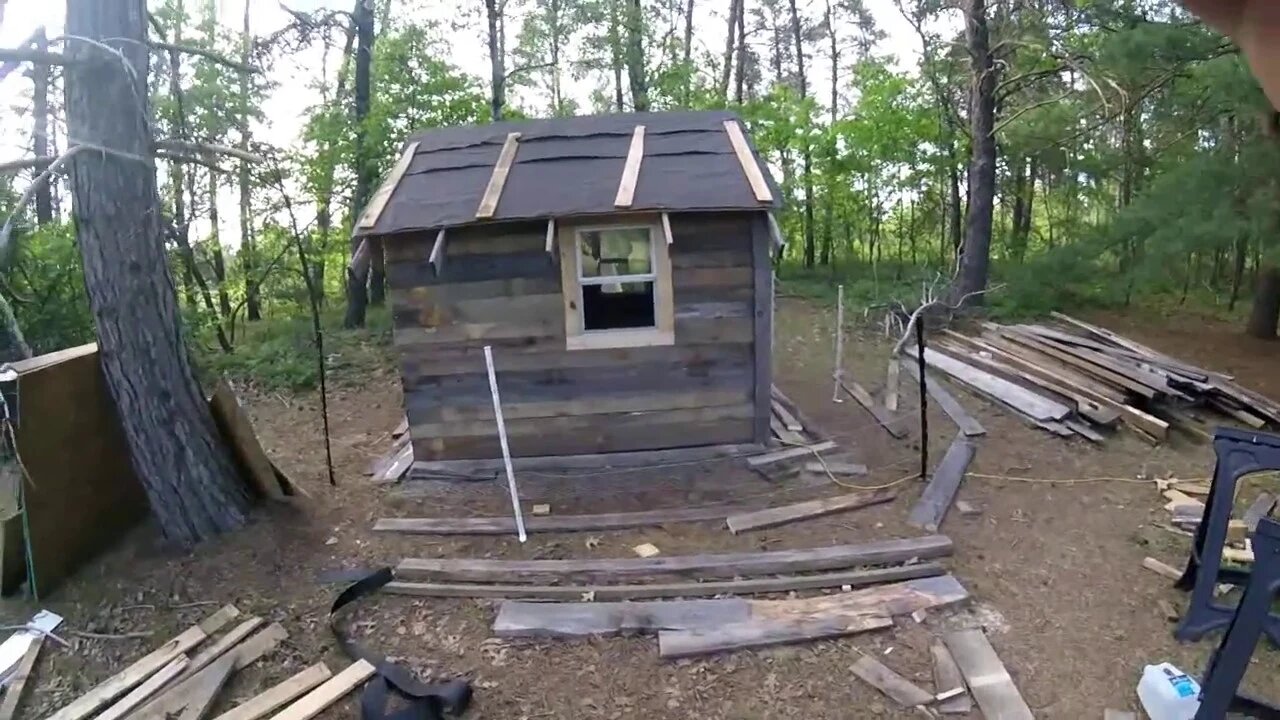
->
(850, 654), (934, 707)
(726, 489), (896, 534)
(658, 574), (970, 659)
(900, 359), (985, 437)
(43, 604), (240, 720)
(398, 535), (955, 583)
(209, 380), (294, 500)
(375, 503), (749, 535)
(943, 628), (1034, 720)
(907, 434), (977, 533)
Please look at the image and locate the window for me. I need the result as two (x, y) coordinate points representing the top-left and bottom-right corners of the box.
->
(558, 217), (674, 350)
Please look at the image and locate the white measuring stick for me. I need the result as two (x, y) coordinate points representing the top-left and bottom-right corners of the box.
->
(484, 345), (527, 543)
(831, 284), (845, 403)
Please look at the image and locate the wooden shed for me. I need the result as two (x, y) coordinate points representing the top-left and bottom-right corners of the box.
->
(355, 110), (783, 468)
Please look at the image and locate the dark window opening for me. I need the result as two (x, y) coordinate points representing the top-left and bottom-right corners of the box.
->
(582, 282), (655, 330)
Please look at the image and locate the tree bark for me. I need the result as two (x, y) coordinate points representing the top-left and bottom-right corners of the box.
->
(207, 172), (233, 320)
(344, 0), (375, 328)
(1246, 266), (1280, 339)
(609, 0), (625, 111)
(719, 0), (739, 100)
(951, 0), (997, 306)
(820, 0), (836, 267)
(31, 28), (52, 225)
(625, 0), (649, 111)
(313, 1), (359, 307)
(64, 0), (249, 546)
(683, 0), (695, 72)
(239, 0), (259, 321)
(485, 0), (505, 120)
(733, 0), (746, 103)
(785, 0), (815, 268)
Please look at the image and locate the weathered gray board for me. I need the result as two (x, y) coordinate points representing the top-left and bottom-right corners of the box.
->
(409, 442), (764, 478)
(907, 434), (977, 532)
(851, 655), (935, 707)
(943, 628), (1034, 720)
(900, 359), (986, 437)
(657, 574), (970, 659)
(921, 347), (1071, 421)
(386, 563), (944, 601)
(397, 535), (955, 582)
(494, 599), (753, 638)
(838, 380), (908, 438)
(725, 489), (895, 534)
(376, 504), (747, 535)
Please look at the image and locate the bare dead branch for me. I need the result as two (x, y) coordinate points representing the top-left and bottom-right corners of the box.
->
(148, 41), (262, 74)
(0, 48), (81, 67)
(992, 90), (1073, 135)
(155, 139), (265, 164)
(0, 146), (88, 255)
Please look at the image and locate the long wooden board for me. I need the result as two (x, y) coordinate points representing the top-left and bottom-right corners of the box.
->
(745, 441), (837, 467)
(726, 489), (896, 534)
(900, 360), (985, 437)
(995, 329), (1157, 400)
(931, 641), (973, 714)
(722, 119), (773, 202)
(178, 616), (264, 682)
(921, 347), (1071, 421)
(211, 664), (333, 720)
(95, 656), (191, 720)
(943, 629), (1034, 720)
(838, 379), (908, 438)
(851, 655), (934, 707)
(270, 660), (376, 720)
(44, 605), (239, 720)
(0, 637), (41, 720)
(907, 434), (976, 533)
(386, 563), (945, 601)
(475, 132), (521, 218)
(613, 125), (645, 207)
(376, 503), (749, 535)
(494, 599), (753, 638)
(396, 535), (954, 583)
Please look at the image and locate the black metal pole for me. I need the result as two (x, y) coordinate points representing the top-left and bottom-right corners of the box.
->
(916, 318), (928, 480)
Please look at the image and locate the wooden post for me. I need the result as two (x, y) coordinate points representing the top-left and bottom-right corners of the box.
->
(484, 345), (527, 543)
(832, 284), (844, 403)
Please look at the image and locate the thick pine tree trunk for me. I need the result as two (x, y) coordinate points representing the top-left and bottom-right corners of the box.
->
(625, 0), (650, 111)
(344, 0), (375, 328)
(719, 0), (739, 100)
(951, 0), (997, 307)
(1247, 266), (1280, 339)
(239, 0), (260, 321)
(64, 0), (250, 546)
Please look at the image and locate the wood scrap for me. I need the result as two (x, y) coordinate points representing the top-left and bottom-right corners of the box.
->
(1143, 557), (1182, 581)
(270, 659), (376, 720)
(900, 359), (986, 437)
(837, 379), (908, 438)
(907, 434), (976, 532)
(746, 441), (837, 468)
(396, 535), (955, 583)
(494, 599), (753, 638)
(530, 503), (551, 516)
(851, 654), (934, 707)
(1244, 493), (1275, 531)
(726, 489), (895, 534)
(95, 655), (191, 720)
(943, 628), (1034, 720)
(374, 444), (413, 484)
(772, 398), (803, 432)
(178, 616), (264, 681)
(164, 649), (239, 720)
(803, 460), (868, 475)
(210, 663), (332, 720)
(392, 416), (408, 438)
(209, 382), (292, 499)
(0, 636), (42, 720)
(375, 503), (750, 535)
(930, 641), (972, 714)
(1163, 489), (1203, 514)
(771, 386), (830, 440)
(387, 563), (945, 601)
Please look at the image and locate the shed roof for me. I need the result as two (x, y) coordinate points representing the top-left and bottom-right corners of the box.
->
(358, 110), (782, 237)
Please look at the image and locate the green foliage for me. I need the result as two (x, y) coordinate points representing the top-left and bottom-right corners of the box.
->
(8, 222), (95, 354)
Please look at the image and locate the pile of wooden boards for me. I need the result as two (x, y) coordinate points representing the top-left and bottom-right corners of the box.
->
(915, 312), (1280, 445)
(491, 574), (970, 659)
(767, 386), (827, 447)
(1160, 481), (1274, 566)
(33, 604), (373, 720)
(367, 416), (413, 484)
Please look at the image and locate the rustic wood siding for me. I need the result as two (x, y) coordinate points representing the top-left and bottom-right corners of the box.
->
(386, 213), (769, 460)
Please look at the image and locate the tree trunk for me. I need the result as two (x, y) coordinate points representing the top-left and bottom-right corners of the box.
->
(683, 0), (695, 89)
(820, 0), (836, 267)
(31, 28), (52, 225)
(239, 0), (259, 321)
(625, 0), (649, 111)
(1246, 266), (1280, 339)
(733, 0), (746, 103)
(64, 0), (249, 546)
(947, 150), (961, 259)
(1009, 155), (1027, 262)
(207, 172), (232, 320)
(609, 0), (625, 111)
(785, 0), (814, 268)
(485, 0), (505, 120)
(344, 0), (375, 328)
(313, 2), (359, 308)
(950, 0), (997, 306)
(719, 0), (739, 100)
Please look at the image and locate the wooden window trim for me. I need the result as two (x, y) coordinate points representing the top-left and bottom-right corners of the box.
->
(557, 215), (675, 351)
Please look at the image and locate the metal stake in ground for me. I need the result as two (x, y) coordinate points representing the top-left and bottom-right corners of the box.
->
(483, 345), (527, 543)
(832, 284), (845, 403)
(916, 319), (928, 481)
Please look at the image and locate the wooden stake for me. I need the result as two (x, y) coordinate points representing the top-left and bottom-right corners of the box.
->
(485, 345), (527, 543)
(832, 284), (844, 403)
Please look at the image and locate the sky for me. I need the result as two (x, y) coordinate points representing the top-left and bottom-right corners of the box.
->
(0, 0), (927, 245)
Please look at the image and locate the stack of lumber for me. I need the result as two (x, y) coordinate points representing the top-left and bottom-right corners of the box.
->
(491, 573), (971, 659)
(916, 312), (1280, 444)
(768, 386), (827, 447)
(1161, 481), (1271, 565)
(35, 604), (372, 720)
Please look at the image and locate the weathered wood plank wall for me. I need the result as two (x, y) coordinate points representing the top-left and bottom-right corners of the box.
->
(385, 213), (768, 460)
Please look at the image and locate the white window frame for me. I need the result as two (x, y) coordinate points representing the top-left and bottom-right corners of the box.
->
(557, 215), (675, 351)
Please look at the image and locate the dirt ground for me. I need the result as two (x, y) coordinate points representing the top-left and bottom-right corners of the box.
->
(4, 298), (1279, 719)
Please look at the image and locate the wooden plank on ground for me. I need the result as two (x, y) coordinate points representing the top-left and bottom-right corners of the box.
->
(178, 616), (264, 682)
(851, 654), (934, 707)
(44, 605), (239, 720)
(804, 460), (867, 475)
(613, 125), (645, 207)
(164, 649), (239, 720)
(1245, 493), (1275, 531)
(884, 360), (901, 412)
(943, 628), (1034, 720)
(211, 664), (333, 720)
(95, 656), (191, 720)
(270, 660), (376, 720)
(494, 599), (752, 638)
(996, 328), (1157, 400)
(375, 503), (749, 535)
(745, 440), (837, 467)
(837, 380), (908, 438)
(475, 132), (521, 218)
(907, 434), (976, 532)
(900, 360), (985, 437)
(0, 636), (41, 720)
(726, 489), (895, 534)
(374, 444), (413, 484)
(931, 641), (973, 714)
(772, 399), (803, 432)
(722, 120), (773, 202)
(387, 563), (945, 601)
(397, 535), (954, 583)
(659, 574), (969, 659)
(771, 386), (830, 441)
(921, 347), (1071, 421)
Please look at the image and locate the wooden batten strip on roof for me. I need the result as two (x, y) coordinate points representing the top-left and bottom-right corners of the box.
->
(475, 132), (522, 219)
(723, 119), (773, 203)
(356, 141), (418, 229)
(544, 218), (556, 255)
(614, 125), (646, 207)
(428, 228), (446, 275)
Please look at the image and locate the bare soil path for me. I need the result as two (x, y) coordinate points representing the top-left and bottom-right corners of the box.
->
(4, 299), (1277, 718)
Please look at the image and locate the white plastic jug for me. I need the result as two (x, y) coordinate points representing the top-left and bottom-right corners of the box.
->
(1137, 662), (1201, 720)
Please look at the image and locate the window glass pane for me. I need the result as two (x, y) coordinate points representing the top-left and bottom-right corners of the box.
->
(583, 281), (656, 330)
(578, 228), (652, 278)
